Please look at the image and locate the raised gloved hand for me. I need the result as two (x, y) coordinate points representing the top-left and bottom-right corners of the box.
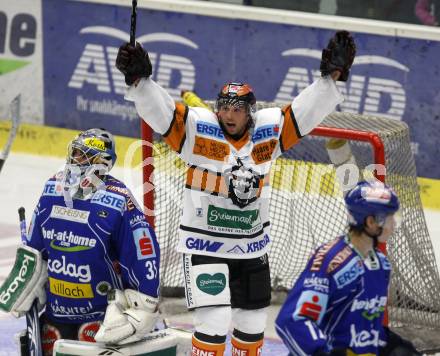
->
(320, 30), (356, 82)
(116, 42), (153, 86)
(95, 289), (158, 345)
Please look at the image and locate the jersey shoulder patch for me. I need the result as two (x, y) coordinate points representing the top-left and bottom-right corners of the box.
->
(309, 237), (342, 272)
(41, 177), (63, 197)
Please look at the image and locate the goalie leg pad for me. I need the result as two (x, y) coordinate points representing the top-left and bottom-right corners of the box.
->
(183, 254), (230, 309)
(0, 245), (47, 317)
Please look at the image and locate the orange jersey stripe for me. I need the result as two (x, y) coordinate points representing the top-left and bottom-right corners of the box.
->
(163, 103), (188, 153)
(280, 104), (302, 152)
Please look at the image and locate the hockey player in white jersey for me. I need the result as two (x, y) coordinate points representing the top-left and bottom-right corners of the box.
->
(116, 30), (356, 356)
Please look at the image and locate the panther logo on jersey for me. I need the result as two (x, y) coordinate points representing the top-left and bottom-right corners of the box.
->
(224, 158), (261, 208)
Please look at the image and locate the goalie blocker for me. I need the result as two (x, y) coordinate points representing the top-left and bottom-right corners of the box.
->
(0, 245), (47, 317)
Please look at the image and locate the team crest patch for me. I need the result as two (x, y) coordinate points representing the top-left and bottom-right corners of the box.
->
(196, 273), (226, 295)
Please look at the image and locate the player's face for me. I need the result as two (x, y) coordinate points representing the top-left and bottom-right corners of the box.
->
(217, 104), (249, 137)
(377, 214), (398, 243)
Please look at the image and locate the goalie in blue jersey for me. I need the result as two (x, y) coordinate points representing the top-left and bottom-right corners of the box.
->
(275, 180), (421, 356)
(0, 128), (160, 355)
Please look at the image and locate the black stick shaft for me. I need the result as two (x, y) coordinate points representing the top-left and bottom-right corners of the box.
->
(130, 0), (137, 46)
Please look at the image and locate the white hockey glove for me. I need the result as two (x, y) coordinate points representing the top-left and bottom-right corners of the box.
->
(95, 289), (158, 345)
(0, 245), (47, 318)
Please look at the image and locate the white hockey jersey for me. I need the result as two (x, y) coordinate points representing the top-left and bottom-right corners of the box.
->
(126, 77), (343, 259)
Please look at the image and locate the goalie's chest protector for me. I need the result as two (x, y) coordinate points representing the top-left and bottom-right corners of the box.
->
(176, 111), (281, 259)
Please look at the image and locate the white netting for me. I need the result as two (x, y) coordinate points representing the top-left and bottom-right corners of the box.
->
(146, 103), (440, 331)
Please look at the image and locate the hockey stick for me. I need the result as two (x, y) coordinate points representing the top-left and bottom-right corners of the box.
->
(0, 95), (21, 173)
(18, 207), (42, 356)
(130, 0), (137, 46)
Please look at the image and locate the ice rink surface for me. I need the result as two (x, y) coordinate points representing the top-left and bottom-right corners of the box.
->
(0, 153), (439, 355)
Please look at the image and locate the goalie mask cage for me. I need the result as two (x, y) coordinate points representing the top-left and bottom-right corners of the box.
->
(140, 103), (440, 338)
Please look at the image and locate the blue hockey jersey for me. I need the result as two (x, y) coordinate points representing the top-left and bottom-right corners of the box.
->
(275, 235), (391, 355)
(27, 174), (160, 324)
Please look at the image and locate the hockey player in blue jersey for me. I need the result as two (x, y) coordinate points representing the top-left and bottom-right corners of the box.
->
(275, 180), (421, 356)
(1, 129), (160, 355)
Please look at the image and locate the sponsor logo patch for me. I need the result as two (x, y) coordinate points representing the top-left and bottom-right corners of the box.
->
(83, 137), (106, 151)
(333, 257), (364, 289)
(49, 277), (94, 299)
(349, 324), (382, 348)
(42, 181), (62, 197)
(91, 191), (125, 212)
(327, 245), (353, 273)
(207, 205), (260, 231)
(246, 234), (270, 253)
(310, 239), (339, 271)
(351, 295), (387, 320)
(51, 205), (90, 224)
(293, 290), (328, 324)
(0, 249), (37, 310)
(196, 273), (226, 296)
(196, 121), (225, 140)
(193, 135), (230, 161)
(303, 275), (330, 293)
(96, 281), (112, 296)
(251, 139), (278, 164)
(252, 124), (279, 142)
(133, 228), (157, 260)
(48, 256), (91, 283)
(43, 227), (96, 252)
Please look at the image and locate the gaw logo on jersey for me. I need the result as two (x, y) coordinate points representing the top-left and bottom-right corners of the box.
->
(133, 228), (157, 260)
(196, 273), (226, 296)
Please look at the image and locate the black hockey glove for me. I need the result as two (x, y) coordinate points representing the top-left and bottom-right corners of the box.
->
(313, 348), (347, 356)
(116, 42), (152, 86)
(320, 30), (356, 82)
(379, 328), (422, 356)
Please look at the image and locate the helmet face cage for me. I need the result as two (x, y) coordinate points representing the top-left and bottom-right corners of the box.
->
(66, 128), (116, 172)
(215, 82), (257, 116)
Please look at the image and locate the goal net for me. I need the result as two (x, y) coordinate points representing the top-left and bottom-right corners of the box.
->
(141, 102), (440, 334)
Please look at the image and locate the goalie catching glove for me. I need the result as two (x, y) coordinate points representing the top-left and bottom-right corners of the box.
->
(116, 42), (152, 86)
(320, 30), (356, 82)
(94, 289), (158, 345)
